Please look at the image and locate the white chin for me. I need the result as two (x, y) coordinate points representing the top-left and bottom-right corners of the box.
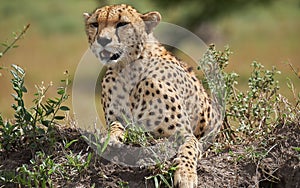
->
(101, 59), (118, 65)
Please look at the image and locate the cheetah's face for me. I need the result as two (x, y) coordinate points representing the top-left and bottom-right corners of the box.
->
(84, 4), (161, 66)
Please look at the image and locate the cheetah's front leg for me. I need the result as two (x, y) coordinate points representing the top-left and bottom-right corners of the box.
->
(174, 135), (202, 188)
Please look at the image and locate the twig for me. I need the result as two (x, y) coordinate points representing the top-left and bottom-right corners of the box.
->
(288, 62), (300, 79)
(0, 24), (30, 58)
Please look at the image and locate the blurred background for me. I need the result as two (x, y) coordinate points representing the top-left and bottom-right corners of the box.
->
(0, 0), (299, 118)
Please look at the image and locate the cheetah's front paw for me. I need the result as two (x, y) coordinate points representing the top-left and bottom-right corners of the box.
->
(100, 121), (124, 147)
(173, 136), (200, 188)
(109, 121), (125, 143)
(173, 160), (197, 188)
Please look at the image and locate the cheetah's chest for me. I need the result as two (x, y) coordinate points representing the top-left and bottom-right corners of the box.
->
(101, 60), (146, 124)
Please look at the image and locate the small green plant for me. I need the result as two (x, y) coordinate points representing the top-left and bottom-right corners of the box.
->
(64, 147), (92, 174)
(82, 131), (110, 156)
(0, 65), (70, 151)
(58, 139), (92, 180)
(16, 151), (58, 188)
(146, 163), (177, 188)
(120, 115), (155, 147)
(13, 139), (92, 187)
(227, 61), (281, 135)
(123, 125), (152, 147)
(0, 111), (21, 151)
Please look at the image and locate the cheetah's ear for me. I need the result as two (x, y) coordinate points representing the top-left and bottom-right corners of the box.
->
(83, 13), (91, 21)
(141, 11), (161, 34)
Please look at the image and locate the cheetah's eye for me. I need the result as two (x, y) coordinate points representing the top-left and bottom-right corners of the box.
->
(116, 22), (129, 28)
(89, 22), (99, 28)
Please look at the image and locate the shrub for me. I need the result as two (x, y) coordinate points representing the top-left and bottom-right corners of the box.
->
(0, 25), (70, 151)
(0, 64), (70, 151)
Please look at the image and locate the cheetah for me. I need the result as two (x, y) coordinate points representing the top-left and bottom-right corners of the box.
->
(83, 4), (222, 188)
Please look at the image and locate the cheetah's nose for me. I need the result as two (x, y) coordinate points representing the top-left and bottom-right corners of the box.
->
(97, 37), (112, 47)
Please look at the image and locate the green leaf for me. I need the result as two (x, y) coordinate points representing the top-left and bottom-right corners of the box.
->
(42, 120), (51, 126)
(101, 133), (110, 154)
(83, 154), (91, 168)
(13, 86), (20, 92)
(59, 106), (70, 111)
(292, 147), (300, 152)
(44, 103), (53, 110)
(14, 64), (25, 75)
(10, 70), (18, 79)
(35, 106), (43, 115)
(57, 89), (65, 95)
(0, 114), (3, 124)
(169, 166), (177, 171)
(24, 112), (32, 121)
(154, 176), (159, 188)
(48, 98), (58, 104)
(64, 139), (78, 149)
(158, 174), (172, 188)
(16, 106), (22, 113)
(54, 116), (65, 120)
(45, 108), (54, 116)
(11, 93), (19, 100)
(1, 42), (8, 47)
(21, 86), (27, 92)
(48, 168), (55, 175)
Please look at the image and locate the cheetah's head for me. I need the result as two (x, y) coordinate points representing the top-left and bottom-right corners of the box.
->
(84, 4), (161, 66)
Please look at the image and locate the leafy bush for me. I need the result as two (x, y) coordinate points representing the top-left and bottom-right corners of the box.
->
(204, 45), (299, 133)
(0, 64), (70, 151)
(205, 45), (300, 165)
(227, 61), (281, 135)
(0, 25), (70, 151)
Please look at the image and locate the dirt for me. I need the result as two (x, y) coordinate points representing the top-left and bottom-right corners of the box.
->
(1, 122), (299, 188)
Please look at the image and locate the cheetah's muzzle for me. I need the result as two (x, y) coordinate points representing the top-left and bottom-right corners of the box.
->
(100, 50), (121, 61)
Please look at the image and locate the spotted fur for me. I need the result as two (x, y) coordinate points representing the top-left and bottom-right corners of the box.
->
(84, 4), (222, 188)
